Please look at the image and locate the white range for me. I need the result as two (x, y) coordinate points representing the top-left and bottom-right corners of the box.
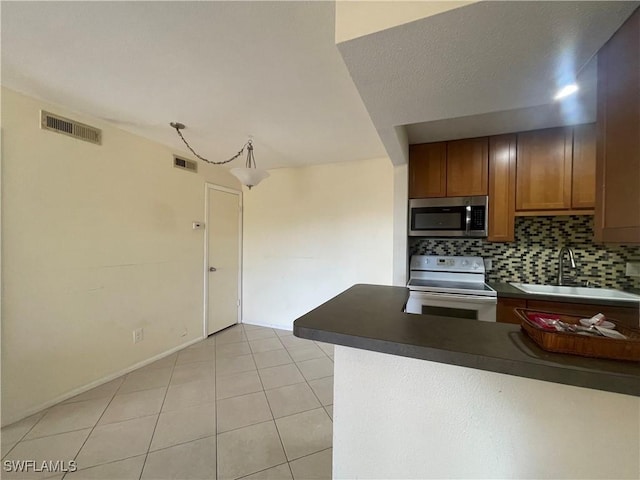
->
(406, 255), (497, 322)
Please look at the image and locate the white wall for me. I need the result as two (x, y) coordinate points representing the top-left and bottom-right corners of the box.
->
(242, 158), (394, 330)
(392, 164), (408, 286)
(335, 1), (476, 43)
(334, 346), (640, 479)
(1, 88), (240, 424)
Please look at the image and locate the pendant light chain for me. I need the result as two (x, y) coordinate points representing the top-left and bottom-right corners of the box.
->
(169, 121), (269, 189)
(171, 122), (248, 165)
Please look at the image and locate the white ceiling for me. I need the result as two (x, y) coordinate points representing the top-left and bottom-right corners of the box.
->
(1, 1), (386, 170)
(338, 1), (639, 164)
(2, 1), (638, 170)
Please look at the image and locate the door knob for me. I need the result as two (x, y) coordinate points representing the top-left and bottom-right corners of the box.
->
(209, 267), (217, 272)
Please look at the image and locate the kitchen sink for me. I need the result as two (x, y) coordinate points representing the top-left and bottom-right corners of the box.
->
(509, 283), (640, 303)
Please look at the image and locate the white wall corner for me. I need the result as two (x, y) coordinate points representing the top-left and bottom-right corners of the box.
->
(393, 164), (408, 287)
(377, 125), (409, 166)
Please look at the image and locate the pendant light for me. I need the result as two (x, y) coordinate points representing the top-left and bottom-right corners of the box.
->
(170, 122), (269, 189)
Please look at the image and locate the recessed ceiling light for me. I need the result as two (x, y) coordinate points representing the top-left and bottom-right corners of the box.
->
(554, 84), (579, 100)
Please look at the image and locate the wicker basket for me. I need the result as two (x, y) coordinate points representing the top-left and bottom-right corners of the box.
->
(516, 309), (640, 361)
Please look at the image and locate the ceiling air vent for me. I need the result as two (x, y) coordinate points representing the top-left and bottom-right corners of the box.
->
(173, 155), (198, 173)
(41, 111), (102, 145)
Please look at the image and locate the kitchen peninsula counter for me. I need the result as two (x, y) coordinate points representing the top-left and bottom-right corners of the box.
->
(293, 284), (640, 397)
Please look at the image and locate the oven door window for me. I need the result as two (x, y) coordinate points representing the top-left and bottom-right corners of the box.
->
(421, 305), (478, 320)
(411, 207), (465, 231)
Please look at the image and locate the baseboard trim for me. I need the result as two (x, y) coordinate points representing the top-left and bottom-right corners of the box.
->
(242, 320), (292, 332)
(2, 336), (204, 427)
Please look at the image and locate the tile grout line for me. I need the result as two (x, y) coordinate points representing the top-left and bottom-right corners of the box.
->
(60, 378), (127, 479)
(107, 378), (173, 397)
(56, 379), (124, 406)
(233, 444), (333, 480)
(3, 378), (126, 452)
(216, 353), (257, 379)
(64, 452), (147, 476)
(235, 461), (290, 480)
(246, 327), (296, 480)
(214, 322), (257, 479)
(9, 421), (110, 444)
(302, 344), (334, 408)
(137, 350), (179, 480)
(303, 378), (329, 414)
(215, 407), (306, 436)
(288, 446), (334, 471)
(1, 409), (50, 461)
(137, 432), (218, 457)
(279, 338), (333, 410)
(293, 345), (333, 409)
(216, 382), (328, 434)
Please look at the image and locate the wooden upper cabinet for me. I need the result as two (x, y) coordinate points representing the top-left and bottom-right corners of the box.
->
(488, 135), (516, 242)
(516, 127), (573, 211)
(446, 137), (489, 196)
(408, 142), (447, 198)
(595, 7), (640, 244)
(572, 123), (596, 209)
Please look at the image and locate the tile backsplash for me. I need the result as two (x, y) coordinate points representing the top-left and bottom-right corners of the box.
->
(408, 216), (640, 291)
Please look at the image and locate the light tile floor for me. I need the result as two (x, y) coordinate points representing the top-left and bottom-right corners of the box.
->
(1, 324), (334, 480)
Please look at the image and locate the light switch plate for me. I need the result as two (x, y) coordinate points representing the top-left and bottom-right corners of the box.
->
(626, 262), (640, 277)
(133, 328), (144, 344)
(483, 258), (493, 271)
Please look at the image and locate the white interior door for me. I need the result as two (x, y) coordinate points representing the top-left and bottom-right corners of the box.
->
(206, 185), (241, 336)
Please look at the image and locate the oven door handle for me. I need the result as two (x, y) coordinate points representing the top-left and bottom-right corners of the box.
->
(410, 291), (497, 303)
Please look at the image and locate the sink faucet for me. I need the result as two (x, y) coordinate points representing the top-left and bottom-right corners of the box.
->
(557, 246), (577, 285)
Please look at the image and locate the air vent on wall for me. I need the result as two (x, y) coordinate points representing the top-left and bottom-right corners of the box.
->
(173, 155), (198, 173)
(40, 111), (102, 145)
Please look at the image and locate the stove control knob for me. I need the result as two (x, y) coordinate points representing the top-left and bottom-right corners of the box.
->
(461, 260), (469, 266)
(472, 262), (480, 269)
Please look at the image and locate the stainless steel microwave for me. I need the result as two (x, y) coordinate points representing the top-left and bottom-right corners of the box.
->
(408, 196), (488, 237)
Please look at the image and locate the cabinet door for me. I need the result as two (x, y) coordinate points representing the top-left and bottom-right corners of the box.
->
(571, 123), (596, 209)
(408, 142), (447, 198)
(516, 128), (573, 211)
(595, 8), (640, 243)
(497, 298), (527, 324)
(488, 135), (516, 242)
(446, 137), (488, 196)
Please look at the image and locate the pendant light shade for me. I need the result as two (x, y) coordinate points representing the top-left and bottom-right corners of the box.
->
(230, 167), (270, 189)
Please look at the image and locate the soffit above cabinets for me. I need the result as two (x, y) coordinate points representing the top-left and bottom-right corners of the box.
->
(337, 1), (639, 165)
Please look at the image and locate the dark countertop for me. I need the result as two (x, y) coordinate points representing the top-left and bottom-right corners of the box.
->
(490, 281), (640, 308)
(293, 284), (640, 397)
